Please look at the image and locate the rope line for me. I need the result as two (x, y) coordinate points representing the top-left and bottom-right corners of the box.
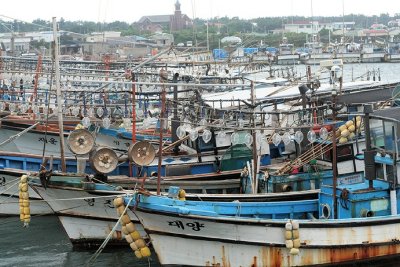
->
(86, 195), (134, 267)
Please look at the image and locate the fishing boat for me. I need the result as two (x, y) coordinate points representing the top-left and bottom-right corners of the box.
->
(27, 84), (395, 247)
(276, 37), (300, 65)
(360, 42), (389, 63)
(29, 169), (319, 247)
(126, 106), (400, 266)
(0, 168), (52, 215)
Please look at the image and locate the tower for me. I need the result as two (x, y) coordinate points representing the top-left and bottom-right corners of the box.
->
(171, 0), (183, 31)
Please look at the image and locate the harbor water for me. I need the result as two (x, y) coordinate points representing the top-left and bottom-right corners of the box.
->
(0, 216), (161, 267)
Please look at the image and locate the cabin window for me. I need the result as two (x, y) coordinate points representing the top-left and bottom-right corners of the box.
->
(370, 119), (384, 148)
(383, 121), (396, 152)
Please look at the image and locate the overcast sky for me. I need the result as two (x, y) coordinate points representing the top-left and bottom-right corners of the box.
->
(0, 0), (398, 25)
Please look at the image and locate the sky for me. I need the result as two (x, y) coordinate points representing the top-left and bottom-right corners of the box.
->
(0, 0), (398, 24)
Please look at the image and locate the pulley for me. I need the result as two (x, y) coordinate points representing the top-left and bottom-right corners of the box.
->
(128, 141), (156, 166)
(89, 147), (118, 174)
(67, 129), (95, 155)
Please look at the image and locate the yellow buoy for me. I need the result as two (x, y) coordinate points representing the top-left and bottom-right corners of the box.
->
(23, 207), (30, 215)
(129, 242), (138, 251)
(20, 175), (28, 183)
(348, 132), (355, 140)
(339, 125), (347, 132)
(125, 234), (134, 243)
(130, 231), (141, 241)
(135, 238), (146, 249)
(134, 250), (143, 259)
(292, 229), (300, 239)
(285, 230), (293, 240)
(356, 116), (361, 122)
(345, 120), (353, 127)
(340, 129), (350, 138)
(285, 240), (294, 249)
(114, 197), (150, 259)
(113, 197), (124, 207)
(285, 222), (292, 231)
(19, 174), (31, 227)
(140, 247), (151, 257)
(116, 205), (126, 216)
(293, 238), (301, 248)
(290, 248), (300, 255)
(20, 183), (28, 192)
(356, 121), (362, 129)
(125, 222), (136, 233)
(339, 137), (348, 144)
(121, 226), (129, 235)
(291, 220), (299, 230)
(178, 189), (186, 200)
(23, 199), (30, 207)
(121, 214), (131, 225)
(347, 125), (355, 133)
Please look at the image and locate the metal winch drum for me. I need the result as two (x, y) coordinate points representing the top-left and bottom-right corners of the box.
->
(67, 129), (95, 155)
(128, 141), (156, 166)
(89, 147), (118, 174)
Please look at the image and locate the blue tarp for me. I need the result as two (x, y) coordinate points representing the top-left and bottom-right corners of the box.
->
(265, 47), (278, 54)
(243, 47), (258, 55)
(213, 49), (228, 59)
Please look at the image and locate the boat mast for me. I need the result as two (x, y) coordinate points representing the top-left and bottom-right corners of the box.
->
(157, 69), (167, 195)
(52, 17), (66, 172)
(250, 81), (258, 194)
(131, 73), (136, 144)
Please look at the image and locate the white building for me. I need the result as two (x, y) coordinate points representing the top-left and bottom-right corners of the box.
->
(331, 22), (355, 31)
(0, 34), (31, 53)
(24, 31), (55, 42)
(284, 21), (355, 34)
(86, 32), (122, 43)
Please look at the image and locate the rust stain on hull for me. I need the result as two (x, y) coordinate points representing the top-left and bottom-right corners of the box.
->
(299, 244), (400, 266)
(207, 244), (400, 266)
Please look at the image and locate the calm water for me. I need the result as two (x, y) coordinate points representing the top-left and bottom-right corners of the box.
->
(0, 216), (160, 267)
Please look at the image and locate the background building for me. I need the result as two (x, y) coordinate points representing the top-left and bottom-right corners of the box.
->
(137, 0), (192, 33)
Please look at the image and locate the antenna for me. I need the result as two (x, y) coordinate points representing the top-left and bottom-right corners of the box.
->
(342, 0), (345, 39)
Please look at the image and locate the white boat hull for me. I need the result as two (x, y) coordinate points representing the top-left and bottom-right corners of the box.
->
(0, 195), (52, 215)
(277, 54), (300, 65)
(0, 172), (52, 215)
(33, 185), (145, 245)
(58, 215), (144, 248)
(361, 53), (387, 63)
(135, 209), (400, 266)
